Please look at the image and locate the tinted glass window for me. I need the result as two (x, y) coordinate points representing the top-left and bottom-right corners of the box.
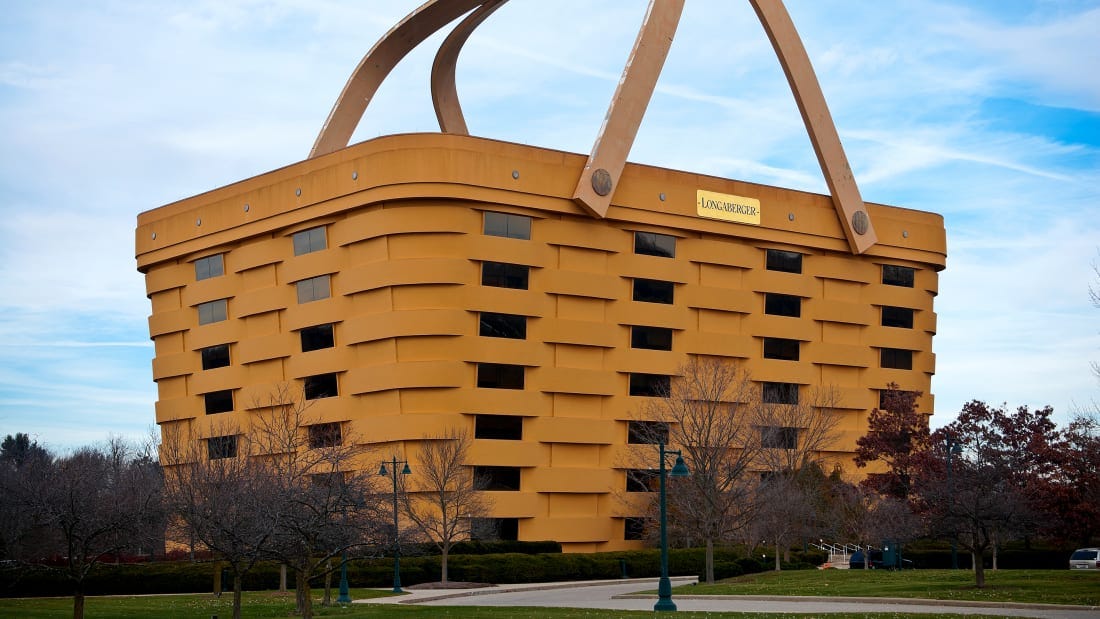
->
(880, 348), (913, 370)
(477, 363), (525, 389)
(763, 337), (800, 361)
(883, 265), (915, 287)
(483, 212), (531, 240)
(470, 518), (519, 541)
(766, 249), (802, 273)
(634, 231), (676, 258)
(631, 326), (672, 351)
(479, 312), (527, 339)
(626, 469), (658, 493)
(204, 390), (234, 415)
(633, 278), (674, 304)
(304, 373), (338, 399)
(475, 415), (523, 440)
(760, 426), (799, 449)
(629, 373), (670, 397)
(200, 344), (230, 370)
(882, 306), (914, 329)
(207, 435), (238, 460)
(296, 275), (331, 304)
(292, 227), (327, 255)
(197, 299), (228, 325)
(762, 382), (799, 405)
(194, 254), (224, 281)
(475, 466), (521, 491)
(482, 261), (529, 290)
(628, 421), (669, 444)
(301, 324), (335, 352)
(764, 293), (801, 317)
(308, 422), (342, 448)
(624, 517), (647, 540)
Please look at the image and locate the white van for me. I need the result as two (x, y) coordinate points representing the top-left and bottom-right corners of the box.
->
(1069, 548), (1099, 569)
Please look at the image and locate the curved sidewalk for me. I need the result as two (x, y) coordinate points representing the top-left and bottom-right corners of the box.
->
(358, 577), (1100, 618)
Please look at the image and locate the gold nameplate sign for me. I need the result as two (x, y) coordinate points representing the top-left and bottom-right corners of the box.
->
(696, 190), (761, 225)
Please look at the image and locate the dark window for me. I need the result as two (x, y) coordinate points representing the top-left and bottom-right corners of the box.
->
(311, 471), (346, 488)
(304, 373), (338, 399)
(483, 212), (531, 240)
(471, 517), (519, 541)
(624, 517), (647, 541)
(207, 435), (238, 460)
(633, 278), (674, 304)
(204, 390), (234, 415)
(477, 363), (525, 389)
(631, 326), (673, 351)
(762, 382), (799, 405)
(475, 415), (523, 440)
(628, 421), (669, 445)
(766, 249), (802, 274)
(308, 422), (342, 448)
(296, 275), (331, 304)
(880, 348), (913, 370)
(479, 312), (527, 339)
(475, 466), (521, 491)
(882, 265), (915, 287)
(763, 337), (800, 361)
(197, 299), (228, 325)
(764, 293), (801, 318)
(629, 373), (670, 397)
(200, 344), (230, 370)
(626, 469), (658, 492)
(482, 261), (529, 289)
(882, 306), (914, 329)
(194, 254), (224, 281)
(760, 426), (799, 450)
(292, 227), (327, 256)
(301, 324), (335, 352)
(634, 231), (675, 258)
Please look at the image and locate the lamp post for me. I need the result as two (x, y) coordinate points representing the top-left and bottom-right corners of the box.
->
(655, 443), (691, 612)
(945, 437), (962, 570)
(379, 456), (412, 593)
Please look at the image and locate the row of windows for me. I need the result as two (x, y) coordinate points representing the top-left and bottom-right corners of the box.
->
(206, 421), (342, 460)
(198, 324), (335, 373)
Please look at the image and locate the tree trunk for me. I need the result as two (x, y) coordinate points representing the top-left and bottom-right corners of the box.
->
(279, 564), (287, 592)
(774, 542), (781, 571)
(295, 571), (306, 616)
(72, 588), (85, 619)
(214, 562), (223, 597)
(973, 552), (985, 588)
(232, 574), (243, 619)
(991, 536), (998, 571)
(441, 548), (449, 584)
(299, 570), (313, 619)
(322, 559), (332, 607)
(705, 538), (715, 584)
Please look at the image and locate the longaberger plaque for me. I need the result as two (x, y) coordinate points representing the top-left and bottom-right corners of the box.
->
(696, 190), (761, 225)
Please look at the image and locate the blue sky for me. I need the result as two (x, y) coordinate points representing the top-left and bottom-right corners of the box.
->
(1, 1), (1097, 450)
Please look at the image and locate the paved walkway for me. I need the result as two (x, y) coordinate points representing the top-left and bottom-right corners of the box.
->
(358, 577), (1100, 618)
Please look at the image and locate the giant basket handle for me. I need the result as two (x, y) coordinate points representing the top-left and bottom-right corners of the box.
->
(310, 0), (876, 254)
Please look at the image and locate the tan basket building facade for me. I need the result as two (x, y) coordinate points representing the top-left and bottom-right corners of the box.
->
(136, 132), (945, 551)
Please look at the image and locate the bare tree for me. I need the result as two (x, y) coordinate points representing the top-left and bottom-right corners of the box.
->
(161, 419), (278, 619)
(631, 357), (759, 584)
(402, 428), (492, 584)
(248, 385), (386, 619)
(750, 385), (842, 475)
(19, 439), (164, 619)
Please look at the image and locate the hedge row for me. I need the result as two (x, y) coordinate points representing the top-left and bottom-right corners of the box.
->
(1, 546), (797, 598)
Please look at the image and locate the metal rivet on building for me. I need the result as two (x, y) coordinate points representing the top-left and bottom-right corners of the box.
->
(591, 168), (613, 197)
(788, 212), (795, 221)
(295, 188), (302, 197)
(511, 170), (520, 180)
(243, 203), (250, 212)
(659, 193), (666, 201)
(852, 211), (869, 235)
(352, 171), (358, 181)
(196, 218), (202, 226)
(902, 230), (909, 238)
(151, 232), (156, 240)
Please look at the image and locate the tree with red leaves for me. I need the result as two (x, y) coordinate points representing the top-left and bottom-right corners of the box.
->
(853, 384), (929, 498)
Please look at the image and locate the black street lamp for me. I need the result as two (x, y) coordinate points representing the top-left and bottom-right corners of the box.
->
(655, 442), (690, 612)
(379, 456), (412, 593)
(945, 437), (963, 570)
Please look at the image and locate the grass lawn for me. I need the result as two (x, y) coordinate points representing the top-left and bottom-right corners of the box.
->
(683, 568), (1100, 606)
(0, 571), (1095, 618)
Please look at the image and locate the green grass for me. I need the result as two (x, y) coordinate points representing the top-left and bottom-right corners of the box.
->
(683, 569), (1100, 606)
